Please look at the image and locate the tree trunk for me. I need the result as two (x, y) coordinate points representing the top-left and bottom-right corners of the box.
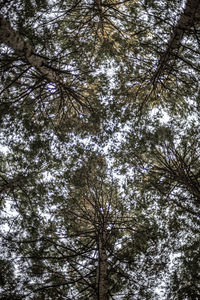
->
(0, 14), (91, 112)
(0, 14), (61, 84)
(97, 231), (109, 300)
(152, 0), (200, 84)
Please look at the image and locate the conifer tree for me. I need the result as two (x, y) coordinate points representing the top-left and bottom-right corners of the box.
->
(1, 0), (200, 299)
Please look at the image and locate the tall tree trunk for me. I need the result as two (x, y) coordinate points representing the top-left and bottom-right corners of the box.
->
(152, 0), (200, 85)
(97, 230), (109, 300)
(0, 14), (61, 84)
(0, 15), (89, 111)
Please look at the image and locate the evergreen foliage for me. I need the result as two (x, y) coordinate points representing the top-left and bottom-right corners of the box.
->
(0, 0), (200, 299)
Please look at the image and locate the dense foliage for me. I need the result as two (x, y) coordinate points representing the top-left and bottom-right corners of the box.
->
(0, 0), (200, 299)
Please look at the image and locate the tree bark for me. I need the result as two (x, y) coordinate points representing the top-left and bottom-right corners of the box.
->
(97, 231), (109, 300)
(0, 14), (92, 113)
(0, 14), (61, 84)
(152, 0), (200, 85)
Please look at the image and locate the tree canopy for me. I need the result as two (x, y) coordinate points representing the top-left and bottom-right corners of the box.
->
(0, 0), (200, 299)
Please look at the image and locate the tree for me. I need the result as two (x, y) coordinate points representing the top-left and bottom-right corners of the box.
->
(152, 0), (200, 85)
(113, 120), (200, 299)
(1, 0), (200, 299)
(0, 153), (168, 299)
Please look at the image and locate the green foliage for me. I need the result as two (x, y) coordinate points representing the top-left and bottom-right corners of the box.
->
(0, 0), (200, 299)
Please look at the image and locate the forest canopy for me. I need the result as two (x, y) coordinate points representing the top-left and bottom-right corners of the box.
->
(0, 0), (200, 299)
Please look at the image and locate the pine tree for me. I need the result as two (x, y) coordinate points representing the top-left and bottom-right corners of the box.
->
(1, 0), (200, 299)
(1, 152), (168, 299)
